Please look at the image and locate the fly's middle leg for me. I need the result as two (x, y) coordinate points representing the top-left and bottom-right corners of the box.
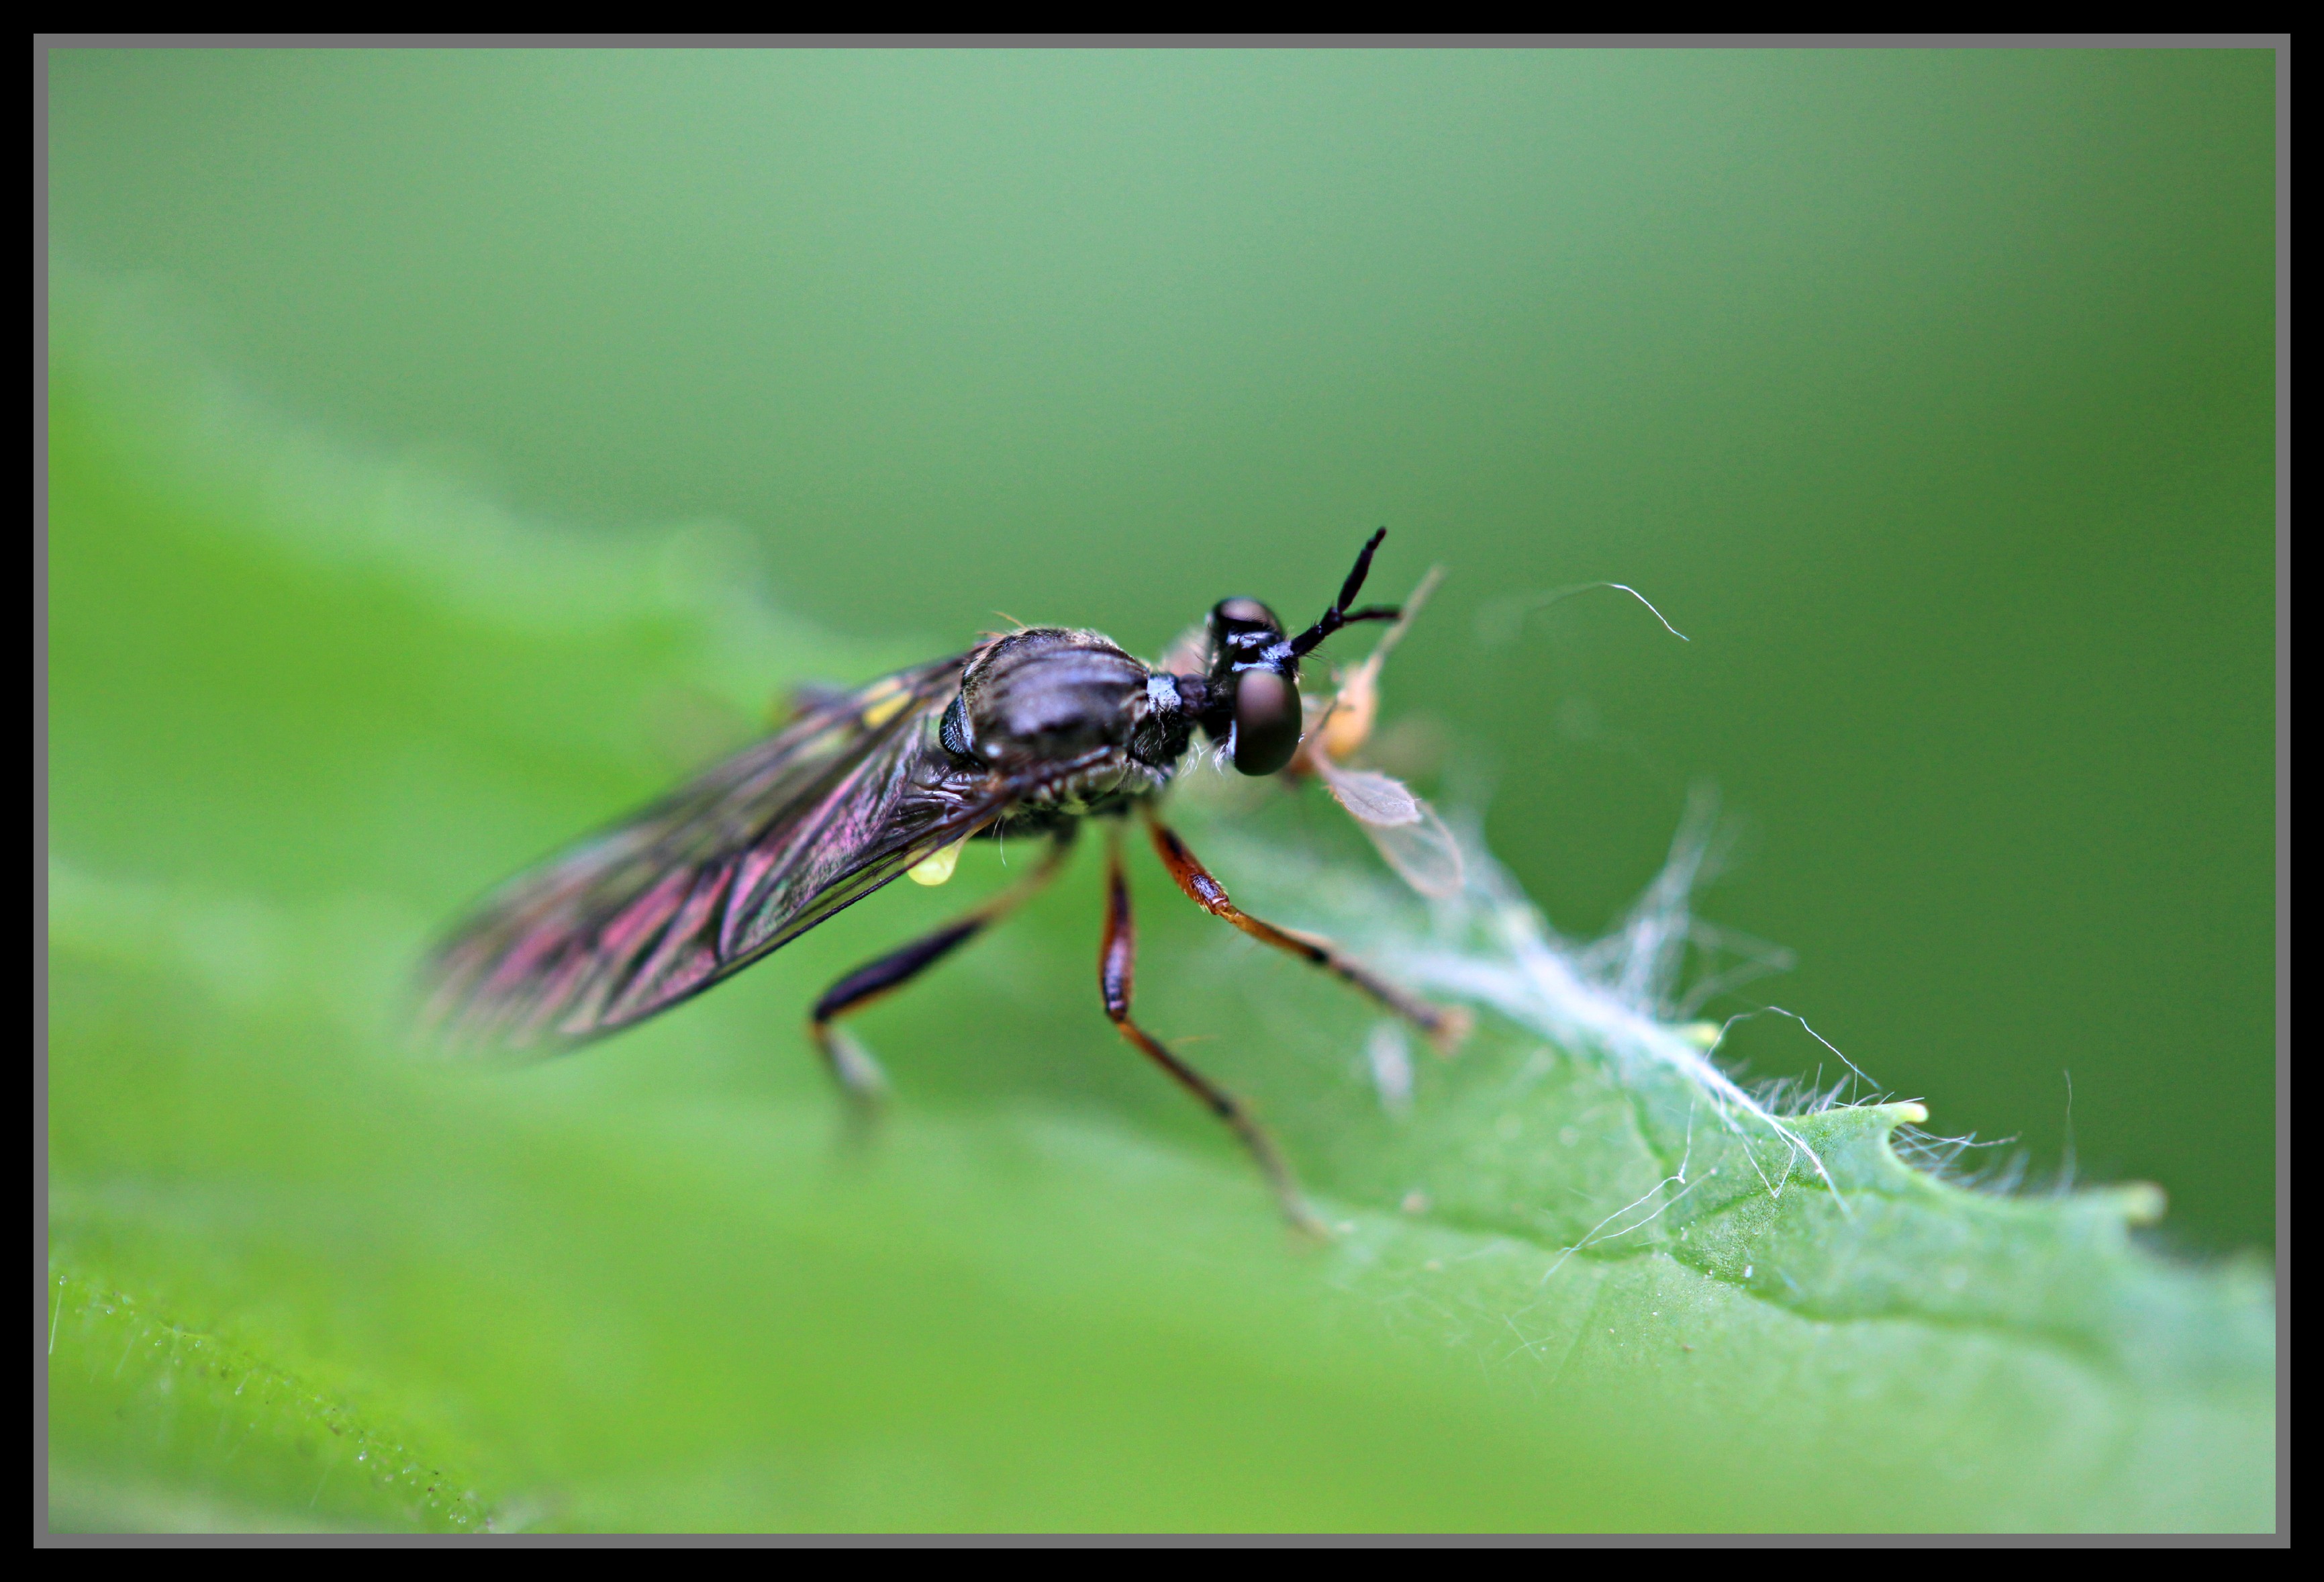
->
(808, 827), (1077, 1107)
(1100, 821), (1322, 1235)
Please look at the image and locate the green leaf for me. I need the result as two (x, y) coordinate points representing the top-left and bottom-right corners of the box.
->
(45, 271), (2274, 1532)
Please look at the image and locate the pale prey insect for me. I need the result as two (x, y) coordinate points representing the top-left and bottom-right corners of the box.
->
(422, 530), (1467, 1227)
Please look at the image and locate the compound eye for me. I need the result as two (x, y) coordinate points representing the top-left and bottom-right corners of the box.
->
(1230, 669), (1303, 776)
(1210, 598), (1282, 650)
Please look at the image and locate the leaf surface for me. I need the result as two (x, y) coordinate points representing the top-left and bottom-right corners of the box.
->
(45, 277), (2274, 1532)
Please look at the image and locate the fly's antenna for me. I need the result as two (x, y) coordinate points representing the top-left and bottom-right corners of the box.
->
(1288, 528), (1404, 659)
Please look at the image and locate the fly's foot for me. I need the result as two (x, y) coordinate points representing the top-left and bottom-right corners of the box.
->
(1423, 1003), (1475, 1058)
(811, 1022), (891, 1107)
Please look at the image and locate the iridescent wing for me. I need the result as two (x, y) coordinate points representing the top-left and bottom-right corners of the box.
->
(423, 657), (1000, 1052)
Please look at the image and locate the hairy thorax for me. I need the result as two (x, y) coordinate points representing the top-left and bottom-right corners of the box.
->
(944, 628), (1193, 819)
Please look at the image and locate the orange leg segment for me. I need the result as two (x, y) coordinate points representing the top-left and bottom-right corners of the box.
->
(1143, 809), (1471, 1053)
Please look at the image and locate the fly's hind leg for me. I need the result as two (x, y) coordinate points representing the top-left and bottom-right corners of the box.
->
(1143, 808), (1471, 1053)
(1100, 823), (1323, 1235)
(808, 827), (1077, 1109)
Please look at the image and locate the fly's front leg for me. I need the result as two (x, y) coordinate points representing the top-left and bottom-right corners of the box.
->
(808, 828), (1077, 1107)
(1143, 808), (1471, 1053)
(1100, 823), (1322, 1235)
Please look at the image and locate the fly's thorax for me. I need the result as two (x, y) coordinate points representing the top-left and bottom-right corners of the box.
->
(1011, 756), (1173, 819)
(944, 627), (1193, 773)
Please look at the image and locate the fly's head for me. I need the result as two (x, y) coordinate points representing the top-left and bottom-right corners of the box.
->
(1178, 529), (1402, 777)
(1199, 596), (1302, 777)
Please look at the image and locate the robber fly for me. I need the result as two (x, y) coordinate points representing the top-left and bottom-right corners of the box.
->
(423, 530), (1467, 1229)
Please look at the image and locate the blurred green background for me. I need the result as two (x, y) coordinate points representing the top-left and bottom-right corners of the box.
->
(48, 47), (2276, 1248)
(44, 48), (2277, 1532)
